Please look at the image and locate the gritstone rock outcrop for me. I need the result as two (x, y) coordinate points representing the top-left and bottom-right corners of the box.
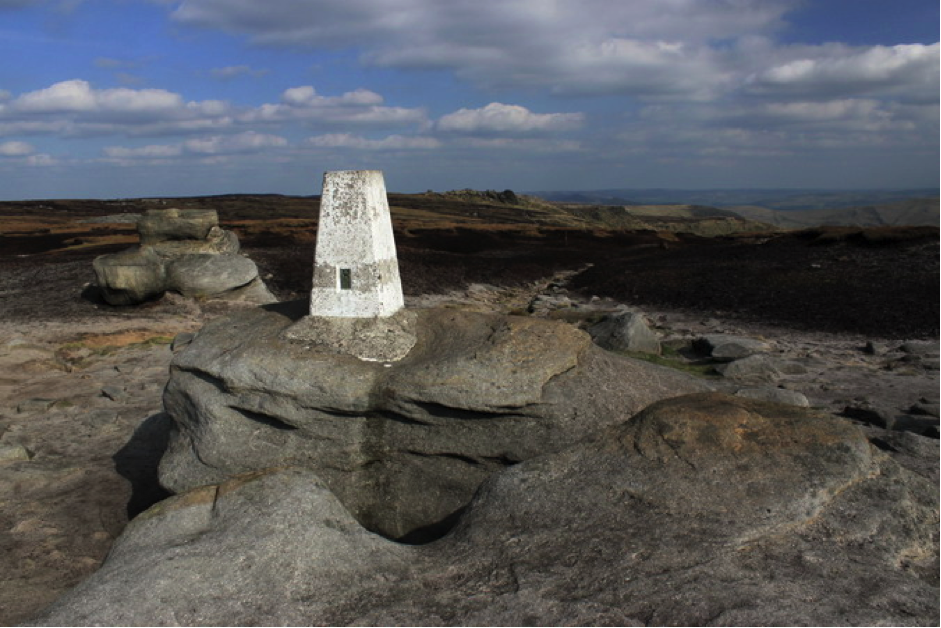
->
(92, 208), (275, 305)
(33, 394), (939, 626)
(158, 302), (711, 540)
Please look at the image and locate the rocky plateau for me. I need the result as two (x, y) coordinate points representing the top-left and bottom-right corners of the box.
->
(0, 194), (937, 626)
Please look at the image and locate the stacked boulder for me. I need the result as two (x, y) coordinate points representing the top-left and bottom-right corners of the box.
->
(93, 208), (275, 306)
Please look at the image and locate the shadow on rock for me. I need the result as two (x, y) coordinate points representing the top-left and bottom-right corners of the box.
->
(113, 413), (173, 519)
(79, 283), (108, 306)
(261, 297), (309, 321)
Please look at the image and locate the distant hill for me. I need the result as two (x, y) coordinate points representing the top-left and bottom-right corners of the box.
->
(3, 190), (934, 234)
(0, 191), (773, 240)
(529, 188), (938, 211)
(727, 198), (940, 228)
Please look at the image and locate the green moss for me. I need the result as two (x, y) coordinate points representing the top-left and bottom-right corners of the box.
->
(618, 349), (719, 378)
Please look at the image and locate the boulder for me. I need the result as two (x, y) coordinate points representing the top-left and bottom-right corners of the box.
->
(0, 444), (31, 463)
(587, 310), (661, 355)
(164, 254), (260, 297)
(34, 395), (939, 626)
(842, 402), (896, 429)
(148, 226), (240, 256)
(899, 341), (939, 357)
(92, 248), (166, 306)
(136, 208), (218, 245)
(158, 303), (710, 540)
(714, 354), (784, 382)
(694, 333), (772, 361)
(909, 401), (940, 418)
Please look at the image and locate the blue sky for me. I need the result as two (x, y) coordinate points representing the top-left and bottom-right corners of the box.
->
(0, 0), (937, 199)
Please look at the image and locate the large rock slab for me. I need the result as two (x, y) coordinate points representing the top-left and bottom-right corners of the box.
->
(158, 302), (711, 540)
(34, 394), (938, 626)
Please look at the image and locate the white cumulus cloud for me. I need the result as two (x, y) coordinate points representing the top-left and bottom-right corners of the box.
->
(748, 43), (939, 102)
(239, 85), (426, 127)
(10, 79), (183, 114)
(0, 140), (35, 156)
(305, 133), (440, 150)
(0, 79), (235, 137)
(26, 153), (56, 166)
(183, 131), (288, 154)
(103, 131), (290, 165)
(103, 144), (184, 159)
(211, 65), (269, 79)
(168, 0), (791, 98)
(437, 103), (583, 135)
(166, 0), (938, 111)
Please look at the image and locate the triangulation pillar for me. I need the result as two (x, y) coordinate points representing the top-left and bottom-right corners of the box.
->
(309, 170), (404, 318)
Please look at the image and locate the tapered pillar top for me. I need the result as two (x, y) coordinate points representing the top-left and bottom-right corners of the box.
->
(309, 170), (404, 318)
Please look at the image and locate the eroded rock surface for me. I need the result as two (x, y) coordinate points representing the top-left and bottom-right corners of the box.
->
(34, 394), (939, 627)
(158, 302), (710, 540)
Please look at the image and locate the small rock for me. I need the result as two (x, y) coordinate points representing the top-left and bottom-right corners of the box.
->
(714, 355), (783, 382)
(841, 404), (892, 428)
(587, 311), (661, 355)
(527, 294), (572, 313)
(777, 360), (809, 375)
(85, 409), (119, 423)
(898, 341), (939, 356)
(0, 444), (31, 463)
(16, 398), (56, 414)
(693, 334), (771, 362)
(891, 415), (940, 438)
(909, 402), (940, 418)
(734, 388), (811, 407)
(101, 386), (128, 402)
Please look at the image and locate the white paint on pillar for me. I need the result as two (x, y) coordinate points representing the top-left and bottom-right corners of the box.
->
(309, 170), (405, 318)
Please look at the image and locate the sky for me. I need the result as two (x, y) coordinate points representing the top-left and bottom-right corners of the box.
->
(0, 0), (938, 199)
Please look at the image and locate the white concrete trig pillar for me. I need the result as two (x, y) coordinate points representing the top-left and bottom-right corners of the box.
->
(309, 170), (404, 318)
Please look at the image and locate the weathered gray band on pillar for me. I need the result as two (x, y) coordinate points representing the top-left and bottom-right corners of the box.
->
(309, 170), (404, 318)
